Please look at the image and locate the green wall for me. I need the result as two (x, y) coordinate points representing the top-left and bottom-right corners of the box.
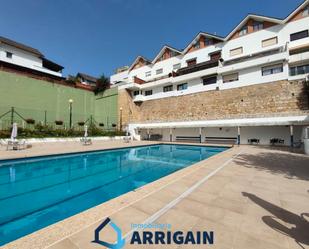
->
(0, 71), (118, 129)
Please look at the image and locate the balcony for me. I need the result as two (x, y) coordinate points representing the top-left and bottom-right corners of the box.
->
(289, 43), (309, 64)
(133, 94), (145, 102)
(219, 46), (288, 74)
(289, 51), (309, 64)
(223, 46), (286, 66)
(177, 59), (219, 76)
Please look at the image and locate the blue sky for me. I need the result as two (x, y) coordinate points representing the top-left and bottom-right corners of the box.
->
(0, 0), (303, 77)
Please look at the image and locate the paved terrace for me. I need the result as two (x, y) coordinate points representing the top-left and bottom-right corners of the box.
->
(0, 141), (309, 249)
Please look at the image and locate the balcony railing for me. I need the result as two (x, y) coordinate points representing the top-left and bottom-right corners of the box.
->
(132, 94), (145, 102)
(177, 59), (219, 76)
(223, 46), (286, 66)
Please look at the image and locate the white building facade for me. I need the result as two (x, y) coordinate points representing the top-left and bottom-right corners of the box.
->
(0, 36), (63, 77)
(111, 1), (309, 146)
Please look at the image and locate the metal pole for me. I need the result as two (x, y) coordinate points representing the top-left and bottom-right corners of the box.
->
(11, 107), (14, 125)
(169, 128), (173, 142)
(44, 110), (47, 126)
(69, 103), (72, 128)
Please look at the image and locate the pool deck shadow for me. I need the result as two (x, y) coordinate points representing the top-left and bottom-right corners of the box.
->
(1, 142), (309, 249)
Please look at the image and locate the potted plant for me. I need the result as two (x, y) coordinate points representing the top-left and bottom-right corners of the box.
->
(25, 118), (35, 124)
(55, 120), (63, 125)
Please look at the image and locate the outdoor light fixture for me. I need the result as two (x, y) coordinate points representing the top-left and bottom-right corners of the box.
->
(69, 99), (74, 128)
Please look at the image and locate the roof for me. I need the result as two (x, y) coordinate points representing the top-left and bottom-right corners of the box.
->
(118, 0), (309, 73)
(77, 72), (98, 83)
(225, 14), (283, 41)
(152, 45), (182, 63)
(128, 56), (152, 71)
(225, 0), (309, 40)
(284, 0), (309, 22)
(183, 32), (225, 54)
(42, 58), (64, 72)
(0, 36), (43, 57)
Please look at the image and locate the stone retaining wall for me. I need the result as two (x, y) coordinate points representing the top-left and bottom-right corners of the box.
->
(118, 80), (309, 126)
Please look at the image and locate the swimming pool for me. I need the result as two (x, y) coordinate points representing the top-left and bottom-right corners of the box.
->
(0, 144), (227, 245)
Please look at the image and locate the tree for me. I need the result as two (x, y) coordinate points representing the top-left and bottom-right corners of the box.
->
(94, 74), (110, 94)
(66, 75), (80, 85)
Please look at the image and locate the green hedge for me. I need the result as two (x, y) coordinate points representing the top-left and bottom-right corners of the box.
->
(0, 124), (125, 139)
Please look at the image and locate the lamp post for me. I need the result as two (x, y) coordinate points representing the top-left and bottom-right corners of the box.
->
(69, 99), (73, 129)
(119, 107), (123, 131)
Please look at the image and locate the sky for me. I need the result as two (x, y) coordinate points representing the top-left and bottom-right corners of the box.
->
(0, 0), (304, 78)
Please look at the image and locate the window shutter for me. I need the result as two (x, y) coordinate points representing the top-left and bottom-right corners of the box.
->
(262, 37), (278, 47)
(230, 47), (243, 57)
(223, 73), (238, 83)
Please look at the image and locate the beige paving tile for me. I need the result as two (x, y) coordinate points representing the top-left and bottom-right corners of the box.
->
(156, 208), (200, 231)
(47, 239), (79, 249)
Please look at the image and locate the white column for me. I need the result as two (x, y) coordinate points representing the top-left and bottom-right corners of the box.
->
(290, 125), (294, 147)
(237, 126), (241, 145)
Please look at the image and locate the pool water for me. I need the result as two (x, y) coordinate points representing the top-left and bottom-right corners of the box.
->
(0, 144), (227, 245)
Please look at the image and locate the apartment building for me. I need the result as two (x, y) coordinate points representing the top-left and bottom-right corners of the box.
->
(0, 36), (63, 78)
(111, 0), (309, 146)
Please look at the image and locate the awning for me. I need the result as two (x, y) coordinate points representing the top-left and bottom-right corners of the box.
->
(129, 115), (309, 129)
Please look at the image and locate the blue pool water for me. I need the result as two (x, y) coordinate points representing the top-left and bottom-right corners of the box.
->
(0, 144), (227, 245)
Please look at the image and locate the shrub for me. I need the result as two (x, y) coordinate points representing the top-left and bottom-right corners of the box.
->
(55, 120), (63, 125)
(26, 118), (35, 124)
(0, 125), (125, 139)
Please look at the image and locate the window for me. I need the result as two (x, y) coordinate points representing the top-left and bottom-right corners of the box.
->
(173, 63), (181, 70)
(290, 30), (309, 41)
(239, 26), (248, 36)
(223, 73), (239, 83)
(145, 71), (151, 77)
(133, 90), (140, 96)
(157, 55), (164, 62)
(187, 58), (197, 67)
(262, 37), (278, 47)
(156, 68), (163, 75)
(193, 42), (200, 49)
(253, 21), (263, 31)
(289, 64), (309, 76)
(210, 52), (221, 61)
(262, 64), (283, 76)
(170, 50), (178, 57)
(302, 6), (309, 16)
(177, 83), (188, 91)
(230, 47), (243, 57)
(202, 75), (217, 85)
(163, 85), (173, 92)
(205, 37), (213, 46)
(145, 90), (153, 96)
(6, 51), (13, 59)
